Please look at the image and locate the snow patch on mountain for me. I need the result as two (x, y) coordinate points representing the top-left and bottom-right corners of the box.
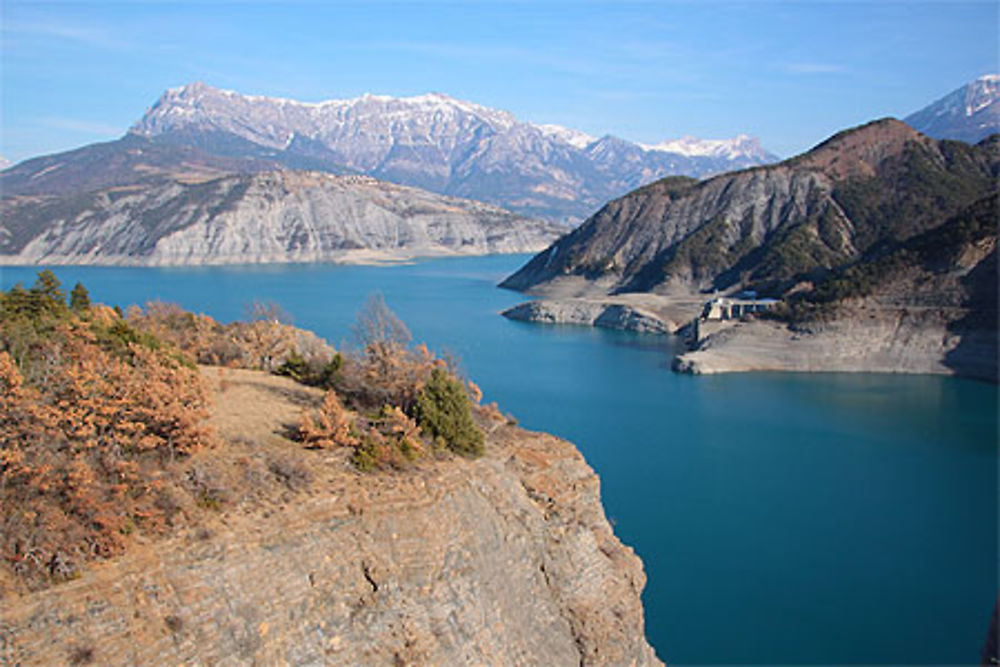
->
(905, 74), (1000, 143)
(130, 82), (778, 222)
(640, 134), (766, 159)
(536, 124), (596, 149)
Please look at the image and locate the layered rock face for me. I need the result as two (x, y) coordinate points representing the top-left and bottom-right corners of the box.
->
(0, 368), (660, 665)
(673, 308), (992, 378)
(502, 299), (673, 334)
(1, 171), (563, 266)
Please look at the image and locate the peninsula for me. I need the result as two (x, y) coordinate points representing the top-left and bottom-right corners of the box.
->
(501, 119), (998, 380)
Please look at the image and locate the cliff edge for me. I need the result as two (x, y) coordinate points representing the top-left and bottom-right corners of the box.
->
(0, 367), (660, 665)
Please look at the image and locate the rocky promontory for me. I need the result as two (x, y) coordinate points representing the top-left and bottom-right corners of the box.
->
(501, 120), (998, 380)
(0, 367), (661, 665)
(502, 299), (673, 334)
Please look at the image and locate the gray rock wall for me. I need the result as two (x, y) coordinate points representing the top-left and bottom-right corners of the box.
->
(0, 428), (661, 665)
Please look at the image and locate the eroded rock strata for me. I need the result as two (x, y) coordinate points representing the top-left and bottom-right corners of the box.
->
(1, 171), (563, 266)
(502, 299), (673, 334)
(0, 368), (660, 666)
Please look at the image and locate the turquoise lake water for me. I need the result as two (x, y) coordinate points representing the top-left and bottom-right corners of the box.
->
(3, 255), (997, 665)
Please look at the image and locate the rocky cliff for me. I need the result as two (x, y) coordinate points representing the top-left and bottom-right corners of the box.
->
(1, 170), (563, 266)
(0, 367), (661, 665)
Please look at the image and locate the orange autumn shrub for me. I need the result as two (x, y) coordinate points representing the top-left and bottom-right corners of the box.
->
(351, 406), (425, 471)
(298, 390), (359, 449)
(127, 300), (335, 372)
(1, 285), (215, 587)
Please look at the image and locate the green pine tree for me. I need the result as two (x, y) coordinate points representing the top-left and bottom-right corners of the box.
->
(70, 282), (91, 313)
(412, 368), (484, 457)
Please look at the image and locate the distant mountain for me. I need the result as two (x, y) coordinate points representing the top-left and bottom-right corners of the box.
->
(0, 170), (563, 266)
(128, 82), (778, 222)
(502, 119), (998, 296)
(905, 74), (1000, 143)
(0, 156), (11, 171)
(0, 134), (284, 198)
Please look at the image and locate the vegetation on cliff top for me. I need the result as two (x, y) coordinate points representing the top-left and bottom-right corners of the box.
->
(294, 293), (486, 469)
(1, 274), (487, 589)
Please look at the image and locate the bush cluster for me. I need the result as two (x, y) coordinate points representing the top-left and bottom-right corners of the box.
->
(0, 272), (493, 591)
(294, 295), (486, 470)
(1, 273), (215, 587)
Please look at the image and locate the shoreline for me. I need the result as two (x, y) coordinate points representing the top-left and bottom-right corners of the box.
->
(499, 288), (997, 382)
(672, 310), (997, 382)
(499, 288), (705, 336)
(0, 246), (547, 269)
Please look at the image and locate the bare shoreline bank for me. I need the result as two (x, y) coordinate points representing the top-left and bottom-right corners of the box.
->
(499, 290), (997, 382)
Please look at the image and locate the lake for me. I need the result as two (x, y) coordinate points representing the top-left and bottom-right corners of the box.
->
(3, 255), (997, 665)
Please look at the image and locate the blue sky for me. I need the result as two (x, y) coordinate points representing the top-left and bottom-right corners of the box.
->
(1, 0), (997, 163)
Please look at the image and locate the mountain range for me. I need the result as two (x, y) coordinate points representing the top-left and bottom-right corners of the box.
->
(124, 82), (777, 222)
(2, 77), (996, 270)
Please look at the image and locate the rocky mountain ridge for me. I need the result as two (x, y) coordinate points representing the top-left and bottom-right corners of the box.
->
(1, 170), (563, 266)
(128, 82), (777, 222)
(500, 119), (998, 379)
(0, 134), (285, 198)
(502, 119), (998, 296)
(905, 74), (1000, 143)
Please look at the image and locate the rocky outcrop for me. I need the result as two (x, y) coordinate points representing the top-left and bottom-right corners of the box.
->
(1, 170), (564, 266)
(500, 120), (998, 379)
(0, 368), (661, 665)
(672, 309), (995, 380)
(502, 299), (672, 334)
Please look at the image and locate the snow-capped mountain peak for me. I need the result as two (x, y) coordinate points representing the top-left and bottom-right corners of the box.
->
(129, 82), (777, 222)
(904, 74), (1000, 143)
(536, 124), (597, 149)
(963, 75), (1000, 116)
(640, 134), (766, 159)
